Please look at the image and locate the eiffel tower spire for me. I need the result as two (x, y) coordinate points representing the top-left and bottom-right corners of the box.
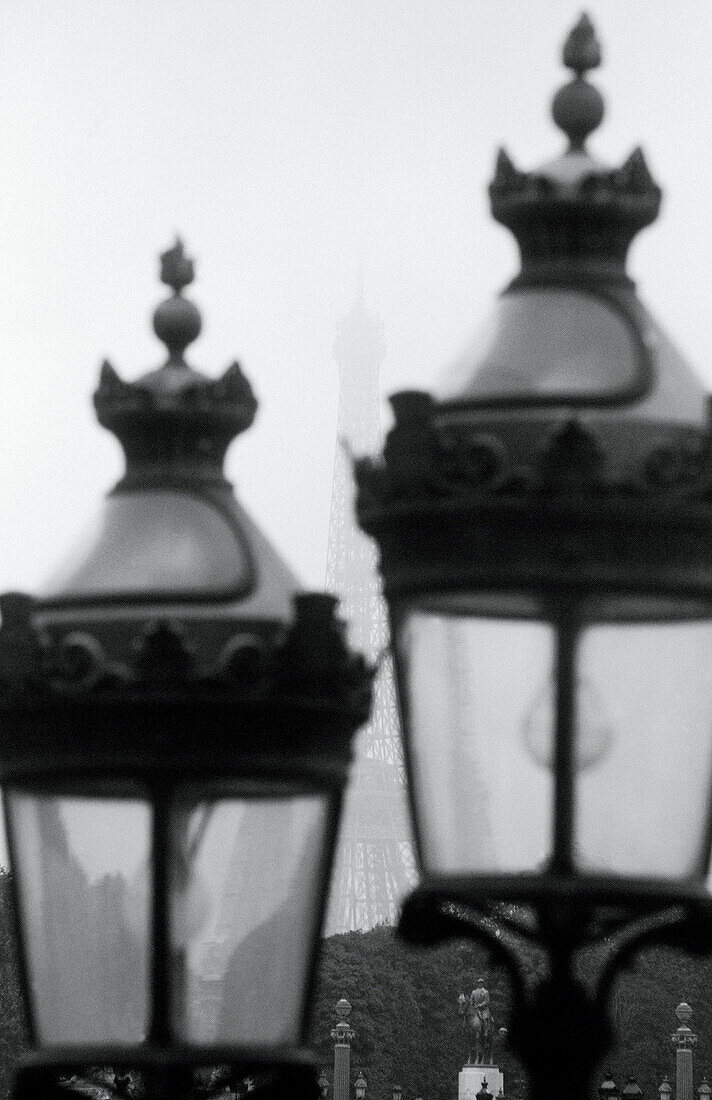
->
(325, 282), (417, 933)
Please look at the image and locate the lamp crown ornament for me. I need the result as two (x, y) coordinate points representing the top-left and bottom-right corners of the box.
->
(94, 238), (257, 488)
(489, 12), (661, 284)
(331, 997), (355, 1045)
(355, 14), (712, 606)
(673, 1002), (698, 1049)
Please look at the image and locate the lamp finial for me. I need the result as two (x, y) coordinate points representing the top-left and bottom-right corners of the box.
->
(552, 13), (604, 150)
(563, 13), (601, 77)
(153, 237), (202, 365)
(159, 236), (195, 294)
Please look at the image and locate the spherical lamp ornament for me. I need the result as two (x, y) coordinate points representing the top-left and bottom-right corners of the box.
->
(1, 242), (373, 1100)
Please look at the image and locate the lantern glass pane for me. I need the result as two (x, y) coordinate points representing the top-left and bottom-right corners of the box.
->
(399, 611), (555, 874)
(6, 793), (151, 1045)
(168, 792), (330, 1045)
(438, 288), (642, 405)
(575, 621), (712, 878)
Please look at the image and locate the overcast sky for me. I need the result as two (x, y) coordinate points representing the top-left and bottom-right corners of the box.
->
(0, 2), (709, 592)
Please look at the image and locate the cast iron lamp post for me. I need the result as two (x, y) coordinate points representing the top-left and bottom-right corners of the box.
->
(355, 14), (712, 1100)
(0, 240), (372, 1098)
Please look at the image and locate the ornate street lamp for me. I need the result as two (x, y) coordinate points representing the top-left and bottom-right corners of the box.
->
(622, 1080), (643, 1100)
(354, 1070), (367, 1100)
(0, 241), (372, 1098)
(601, 1074), (621, 1100)
(355, 14), (712, 1100)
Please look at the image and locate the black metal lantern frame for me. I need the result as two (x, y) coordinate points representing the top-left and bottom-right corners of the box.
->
(1, 593), (370, 1092)
(356, 15), (712, 1100)
(0, 242), (373, 1100)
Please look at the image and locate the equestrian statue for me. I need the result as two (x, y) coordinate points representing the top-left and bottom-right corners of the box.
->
(458, 979), (495, 1065)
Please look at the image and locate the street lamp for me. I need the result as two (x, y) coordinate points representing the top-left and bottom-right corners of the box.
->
(354, 1071), (367, 1100)
(0, 240), (372, 1097)
(600, 1074), (621, 1100)
(356, 14), (712, 1100)
(392, 1084), (403, 1100)
(622, 1080), (643, 1100)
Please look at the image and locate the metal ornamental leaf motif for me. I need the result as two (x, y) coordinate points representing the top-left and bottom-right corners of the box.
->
(489, 149), (661, 208)
(642, 439), (712, 499)
(133, 621), (198, 685)
(536, 421), (605, 490)
(94, 358), (258, 419)
(355, 412), (712, 510)
(0, 595), (374, 714)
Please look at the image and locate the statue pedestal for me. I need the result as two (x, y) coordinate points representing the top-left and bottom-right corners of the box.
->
(459, 1064), (504, 1100)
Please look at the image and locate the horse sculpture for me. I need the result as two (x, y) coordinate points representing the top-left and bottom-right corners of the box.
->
(458, 979), (494, 1065)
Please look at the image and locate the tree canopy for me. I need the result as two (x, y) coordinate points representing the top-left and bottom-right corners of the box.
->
(310, 925), (712, 1100)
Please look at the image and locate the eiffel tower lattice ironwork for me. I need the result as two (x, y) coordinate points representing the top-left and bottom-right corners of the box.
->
(324, 284), (417, 933)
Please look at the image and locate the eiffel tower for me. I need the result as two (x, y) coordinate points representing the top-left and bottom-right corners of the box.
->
(325, 282), (417, 933)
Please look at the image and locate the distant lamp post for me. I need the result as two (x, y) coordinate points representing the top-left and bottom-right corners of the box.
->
(331, 998), (355, 1100)
(0, 242), (372, 1098)
(673, 1002), (698, 1100)
(355, 13), (712, 1100)
(658, 1077), (672, 1100)
(354, 1071), (367, 1100)
(392, 1084), (403, 1100)
(319, 1071), (331, 1099)
(622, 1080), (643, 1100)
(698, 1078), (711, 1100)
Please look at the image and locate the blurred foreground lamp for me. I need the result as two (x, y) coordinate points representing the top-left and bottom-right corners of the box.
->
(356, 14), (712, 1100)
(0, 241), (372, 1096)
